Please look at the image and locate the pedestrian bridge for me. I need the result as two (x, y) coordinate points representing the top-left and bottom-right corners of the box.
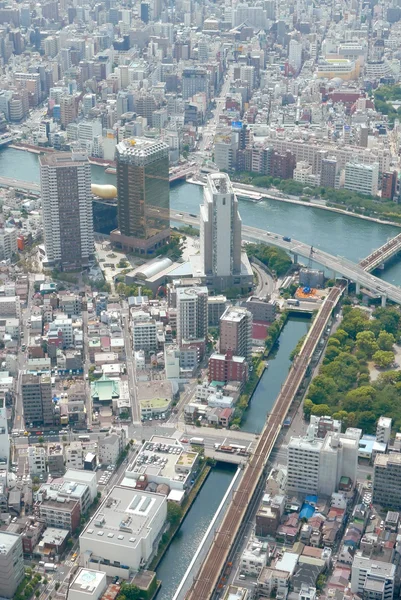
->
(359, 233), (401, 272)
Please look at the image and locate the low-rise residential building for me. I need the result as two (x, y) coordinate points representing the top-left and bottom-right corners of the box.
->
(38, 495), (81, 533)
(28, 446), (47, 476)
(98, 428), (126, 465)
(240, 538), (268, 577)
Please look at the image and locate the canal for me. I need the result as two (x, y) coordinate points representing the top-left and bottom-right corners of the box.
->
(241, 316), (311, 434)
(155, 464), (236, 599)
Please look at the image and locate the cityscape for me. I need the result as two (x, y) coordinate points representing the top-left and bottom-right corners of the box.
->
(0, 1), (401, 600)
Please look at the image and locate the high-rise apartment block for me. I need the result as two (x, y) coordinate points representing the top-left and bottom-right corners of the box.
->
(111, 138), (170, 255)
(381, 171), (397, 200)
(40, 152), (94, 269)
(287, 425), (359, 496)
(21, 373), (54, 427)
(219, 306), (253, 360)
(177, 286), (208, 358)
(373, 453), (401, 510)
(200, 173), (242, 288)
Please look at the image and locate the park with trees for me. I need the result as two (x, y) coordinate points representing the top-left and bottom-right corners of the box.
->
(301, 305), (401, 432)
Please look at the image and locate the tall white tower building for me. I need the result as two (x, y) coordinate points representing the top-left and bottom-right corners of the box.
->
(288, 39), (303, 72)
(40, 152), (94, 269)
(200, 173), (242, 288)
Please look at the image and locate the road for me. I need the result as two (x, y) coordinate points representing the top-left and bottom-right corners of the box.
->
(172, 211), (401, 305)
(198, 66), (233, 156)
(185, 287), (342, 600)
(251, 261), (275, 297)
(81, 308), (92, 429)
(14, 276), (35, 432)
(122, 305), (141, 424)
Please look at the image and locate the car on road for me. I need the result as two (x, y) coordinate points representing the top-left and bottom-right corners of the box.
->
(71, 552), (77, 562)
(181, 438), (188, 443)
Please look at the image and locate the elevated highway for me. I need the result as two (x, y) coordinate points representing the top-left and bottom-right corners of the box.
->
(184, 286), (343, 600)
(171, 211), (401, 305)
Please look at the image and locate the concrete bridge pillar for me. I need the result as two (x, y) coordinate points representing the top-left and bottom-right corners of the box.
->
(356, 282), (361, 295)
(293, 253), (298, 264)
(381, 294), (387, 308)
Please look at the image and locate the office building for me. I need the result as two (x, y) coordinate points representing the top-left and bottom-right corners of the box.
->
(68, 569), (107, 600)
(132, 312), (157, 354)
(344, 162), (379, 196)
(287, 426), (359, 496)
(0, 532), (24, 598)
(376, 416), (392, 446)
(182, 68), (209, 101)
(219, 306), (253, 360)
(289, 39), (303, 72)
(80, 486), (167, 578)
(111, 138), (170, 255)
(177, 286), (208, 358)
(0, 225), (17, 260)
(0, 398), (9, 466)
(22, 373), (54, 426)
(351, 555), (395, 600)
(200, 174), (242, 290)
(40, 152), (94, 269)
(373, 453), (401, 509)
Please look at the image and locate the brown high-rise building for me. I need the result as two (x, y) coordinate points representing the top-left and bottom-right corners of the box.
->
(40, 152), (94, 269)
(381, 171), (397, 200)
(111, 138), (170, 254)
(271, 150), (296, 179)
(21, 373), (54, 426)
(219, 306), (253, 360)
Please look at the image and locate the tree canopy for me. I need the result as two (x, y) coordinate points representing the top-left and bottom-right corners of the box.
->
(303, 306), (401, 433)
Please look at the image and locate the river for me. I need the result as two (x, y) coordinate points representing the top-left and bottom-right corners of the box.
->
(2, 146), (401, 593)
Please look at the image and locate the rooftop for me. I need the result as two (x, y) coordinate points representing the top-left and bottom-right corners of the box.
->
(70, 569), (106, 595)
(0, 531), (20, 553)
(39, 152), (89, 168)
(80, 486), (166, 551)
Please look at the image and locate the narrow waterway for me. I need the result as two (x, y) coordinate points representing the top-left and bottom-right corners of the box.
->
(155, 464), (236, 599)
(241, 316), (311, 434)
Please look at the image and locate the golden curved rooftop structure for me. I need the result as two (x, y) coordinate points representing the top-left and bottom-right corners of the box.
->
(91, 183), (117, 199)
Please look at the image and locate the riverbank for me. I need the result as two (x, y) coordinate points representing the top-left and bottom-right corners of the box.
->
(149, 464), (211, 571)
(187, 177), (401, 229)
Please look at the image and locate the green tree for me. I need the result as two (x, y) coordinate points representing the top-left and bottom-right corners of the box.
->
(342, 386), (376, 412)
(373, 350), (395, 369)
(120, 584), (142, 600)
(308, 375), (338, 405)
(38, 436), (44, 445)
(303, 399), (314, 418)
(377, 330), (395, 351)
(373, 307), (401, 336)
(356, 330), (379, 358)
(167, 502), (183, 526)
(310, 404), (332, 417)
